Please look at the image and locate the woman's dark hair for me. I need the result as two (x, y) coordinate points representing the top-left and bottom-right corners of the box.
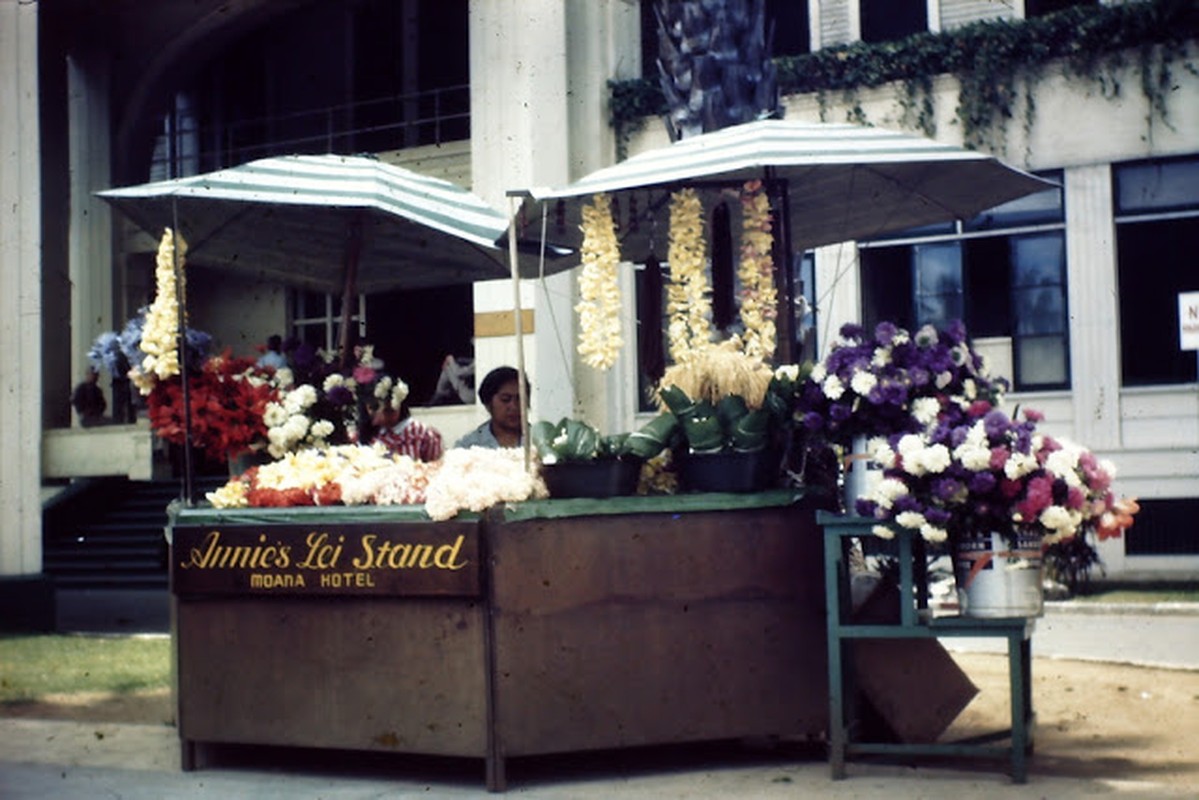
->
(478, 366), (526, 406)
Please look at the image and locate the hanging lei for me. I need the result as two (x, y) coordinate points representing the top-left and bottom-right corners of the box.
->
(666, 187), (712, 363)
(575, 193), (624, 370)
(738, 180), (778, 360)
(132, 228), (188, 394)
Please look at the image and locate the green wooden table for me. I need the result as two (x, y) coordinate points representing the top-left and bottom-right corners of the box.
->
(819, 511), (1035, 783)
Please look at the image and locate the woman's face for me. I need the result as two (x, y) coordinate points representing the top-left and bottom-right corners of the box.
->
(487, 379), (523, 435)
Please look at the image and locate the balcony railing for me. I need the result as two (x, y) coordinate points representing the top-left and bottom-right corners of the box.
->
(152, 83), (470, 178)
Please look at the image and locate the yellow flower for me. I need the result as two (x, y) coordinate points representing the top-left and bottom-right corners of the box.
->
(134, 228), (188, 394)
(575, 193), (624, 370)
(666, 188), (712, 362)
(738, 180), (777, 360)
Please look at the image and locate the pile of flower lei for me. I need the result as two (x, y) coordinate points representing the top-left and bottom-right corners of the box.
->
(665, 187), (713, 362)
(208, 444), (547, 521)
(796, 320), (1008, 447)
(737, 180), (778, 360)
(132, 229), (188, 393)
(857, 403), (1138, 547)
(146, 350), (277, 463)
(575, 193), (624, 370)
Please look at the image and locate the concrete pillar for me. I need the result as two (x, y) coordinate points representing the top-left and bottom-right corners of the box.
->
(0, 0), (45, 579)
(468, 0), (641, 434)
(1064, 164), (1122, 451)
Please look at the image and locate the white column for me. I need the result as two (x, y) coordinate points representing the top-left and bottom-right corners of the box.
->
(0, 0), (44, 576)
(468, 0), (641, 432)
(1064, 164), (1122, 450)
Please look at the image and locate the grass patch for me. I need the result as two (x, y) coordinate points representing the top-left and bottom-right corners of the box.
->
(0, 634), (170, 703)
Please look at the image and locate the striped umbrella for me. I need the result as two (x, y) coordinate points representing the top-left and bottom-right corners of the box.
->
(98, 153), (538, 295)
(514, 118), (1055, 360)
(518, 118), (1054, 259)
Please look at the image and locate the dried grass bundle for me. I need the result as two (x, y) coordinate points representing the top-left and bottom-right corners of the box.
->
(656, 339), (773, 410)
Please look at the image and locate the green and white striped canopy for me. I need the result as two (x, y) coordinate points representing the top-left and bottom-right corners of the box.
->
(98, 154), (524, 294)
(520, 119), (1054, 260)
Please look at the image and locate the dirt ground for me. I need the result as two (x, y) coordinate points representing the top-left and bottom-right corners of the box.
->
(3, 653), (1197, 789)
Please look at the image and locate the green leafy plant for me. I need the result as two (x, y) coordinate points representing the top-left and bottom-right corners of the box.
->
(531, 418), (632, 463)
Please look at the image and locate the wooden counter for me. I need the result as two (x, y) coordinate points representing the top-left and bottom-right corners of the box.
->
(168, 492), (828, 790)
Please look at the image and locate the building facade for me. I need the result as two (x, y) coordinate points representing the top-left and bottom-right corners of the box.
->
(2, 0), (1196, 625)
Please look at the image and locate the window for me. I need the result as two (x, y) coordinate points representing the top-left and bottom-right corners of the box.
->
(860, 174), (1069, 391)
(292, 291), (366, 353)
(1114, 156), (1199, 387)
(860, 0), (927, 44)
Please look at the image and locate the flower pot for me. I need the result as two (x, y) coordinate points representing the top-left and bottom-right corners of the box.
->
(841, 434), (880, 514)
(679, 448), (778, 493)
(541, 459), (641, 499)
(953, 531), (1044, 619)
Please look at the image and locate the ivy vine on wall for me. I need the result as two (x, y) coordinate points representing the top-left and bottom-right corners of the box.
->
(609, 0), (1199, 154)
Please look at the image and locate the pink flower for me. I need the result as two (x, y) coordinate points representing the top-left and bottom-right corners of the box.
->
(353, 365), (378, 385)
(1066, 485), (1086, 510)
(989, 446), (1010, 470)
(1023, 408), (1045, 422)
(968, 399), (992, 418)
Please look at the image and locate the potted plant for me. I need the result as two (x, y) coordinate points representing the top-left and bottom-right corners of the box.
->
(795, 320), (1008, 511)
(854, 404), (1138, 617)
(635, 343), (801, 493)
(530, 417), (643, 498)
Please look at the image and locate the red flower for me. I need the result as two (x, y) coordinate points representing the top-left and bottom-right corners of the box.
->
(147, 350), (279, 463)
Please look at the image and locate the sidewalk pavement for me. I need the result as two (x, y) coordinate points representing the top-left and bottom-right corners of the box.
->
(3, 602), (1197, 799)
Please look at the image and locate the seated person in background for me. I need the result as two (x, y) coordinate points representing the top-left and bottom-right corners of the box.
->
(368, 375), (443, 462)
(256, 334), (287, 370)
(71, 367), (107, 427)
(427, 354), (475, 405)
(454, 366), (527, 449)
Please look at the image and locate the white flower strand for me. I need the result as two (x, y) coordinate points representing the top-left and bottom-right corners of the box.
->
(575, 193), (624, 370)
(665, 188), (712, 363)
(737, 181), (777, 360)
(133, 228), (187, 393)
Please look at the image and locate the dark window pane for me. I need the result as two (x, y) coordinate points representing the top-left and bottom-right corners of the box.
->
(1115, 157), (1199, 215)
(1013, 288), (1065, 335)
(1117, 217), (1199, 385)
(861, 0), (927, 43)
(914, 242), (962, 325)
(769, 0), (810, 56)
(860, 246), (914, 332)
(1012, 234), (1065, 287)
(963, 238), (1011, 337)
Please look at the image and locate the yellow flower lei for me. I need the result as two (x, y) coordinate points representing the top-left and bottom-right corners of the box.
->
(666, 187), (712, 362)
(575, 193), (623, 370)
(132, 228), (188, 394)
(738, 180), (777, 360)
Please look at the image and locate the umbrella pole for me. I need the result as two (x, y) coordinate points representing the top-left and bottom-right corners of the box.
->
(507, 196), (530, 471)
(338, 214), (364, 370)
(172, 200), (195, 506)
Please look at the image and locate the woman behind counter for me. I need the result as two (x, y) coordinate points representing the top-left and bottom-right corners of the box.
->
(454, 366), (527, 449)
